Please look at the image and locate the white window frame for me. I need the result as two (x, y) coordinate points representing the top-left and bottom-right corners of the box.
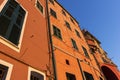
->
(0, 0), (28, 52)
(0, 59), (13, 80)
(28, 67), (46, 80)
(35, 0), (45, 16)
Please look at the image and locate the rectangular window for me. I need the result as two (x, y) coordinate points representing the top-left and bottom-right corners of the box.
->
(66, 59), (70, 65)
(82, 46), (90, 58)
(50, 9), (57, 18)
(62, 10), (66, 16)
(36, 0), (43, 14)
(66, 72), (76, 80)
(53, 25), (62, 39)
(65, 21), (71, 30)
(70, 18), (75, 24)
(84, 71), (94, 80)
(31, 71), (44, 80)
(71, 39), (78, 50)
(49, 0), (54, 5)
(75, 30), (80, 38)
(0, 0), (26, 45)
(0, 64), (8, 80)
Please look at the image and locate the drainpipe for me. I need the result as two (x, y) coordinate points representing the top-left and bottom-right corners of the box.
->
(77, 58), (86, 80)
(45, 0), (57, 80)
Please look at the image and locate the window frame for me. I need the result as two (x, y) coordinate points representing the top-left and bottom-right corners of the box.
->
(65, 21), (71, 30)
(28, 67), (46, 80)
(53, 25), (62, 40)
(35, 0), (44, 15)
(50, 8), (57, 18)
(83, 71), (94, 80)
(0, 59), (13, 80)
(82, 46), (90, 58)
(71, 38), (78, 50)
(75, 29), (81, 38)
(0, 0), (28, 52)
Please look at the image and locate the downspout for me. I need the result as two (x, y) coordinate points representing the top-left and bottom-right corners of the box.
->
(77, 58), (86, 80)
(45, 0), (57, 80)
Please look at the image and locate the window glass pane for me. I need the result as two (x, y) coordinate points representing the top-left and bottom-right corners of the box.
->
(19, 7), (26, 16)
(66, 72), (76, 80)
(50, 9), (57, 18)
(0, 15), (10, 36)
(4, 6), (14, 17)
(9, 0), (18, 8)
(0, 64), (8, 80)
(36, 1), (43, 13)
(31, 71), (44, 80)
(84, 71), (94, 80)
(16, 14), (22, 26)
(9, 24), (21, 45)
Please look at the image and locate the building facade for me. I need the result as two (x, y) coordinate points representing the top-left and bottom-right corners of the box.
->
(0, 0), (120, 80)
(0, 0), (53, 80)
(82, 29), (120, 80)
(48, 0), (107, 80)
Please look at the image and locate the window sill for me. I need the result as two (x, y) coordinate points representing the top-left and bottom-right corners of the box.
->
(0, 36), (20, 52)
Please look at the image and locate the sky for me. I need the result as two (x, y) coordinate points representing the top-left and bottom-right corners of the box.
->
(57, 0), (120, 70)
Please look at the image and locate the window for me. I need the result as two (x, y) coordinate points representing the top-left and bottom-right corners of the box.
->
(70, 18), (75, 24)
(31, 71), (44, 80)
(66, 72), (76, 80)
(82, 46), (90, 58)
(0, 60), (13, 80)
(28, 67), (45, 80)
(66, 59), (70, 65)
(71, 39), (78, 50)
(50, 9), (57, 18)
(0, 64), (8, 80)
(53, 25), (62, 39)
(84, 71), (94, 80)
(0, 0), (26, 45)
(62, 10), (66, 16)
(65, 21), (71, 30)
(49, 0), (54, 5)
(75, 30), (80, 38)
(36, 0), (43, 14)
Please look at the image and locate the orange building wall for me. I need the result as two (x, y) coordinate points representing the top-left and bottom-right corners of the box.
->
(0, 0), (52, 80)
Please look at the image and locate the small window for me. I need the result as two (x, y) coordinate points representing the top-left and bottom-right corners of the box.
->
(50, 9), (57, 18)
(0, 64), (8, 80)
(70, 18), (75, 24)
(71, 39), (78, 50)
(0, 0), (26, 45)
(65, 21), (71, 30)
(53, 25), (62, 39)
(66, 59), (70, 65)
(66, 72), (76, 80)
(49, 0), (54, 5)
(62, 10), (66, 16)
(84, 71), (94, 80)
(75, 30), (80, 38)
(36, 0), (43, 14)
(82, 46), (90, 58)
(31, 71), (44, 80)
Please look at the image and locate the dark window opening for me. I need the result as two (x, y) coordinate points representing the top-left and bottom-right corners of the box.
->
(30, 71), (44, 80)
(0, 64), (8, 80)
(99, 77), (103, 80)
(66, 72), (76, 80)
(71, 39), (78, 50)
(70, 18), (75, 24)
(75, 30), (80, 38)
(84, 71), (94, 80)
(0, 0), (26, 45)
(53, 25), (62, 39)
(50, 9), (57, 18)
(36, 1), (43, 13)
(62, 10), (66, 16)
(65, 21), (71, 30)
(49, 0), (54, 5)
(66, 59), (70, 65)
(82, 46), (90, 58)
